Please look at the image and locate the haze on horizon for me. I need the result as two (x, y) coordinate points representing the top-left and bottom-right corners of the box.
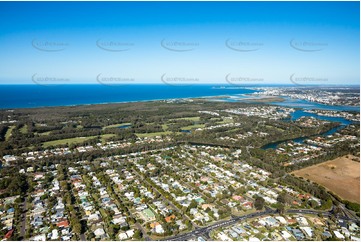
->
(0, 1), (359, 86)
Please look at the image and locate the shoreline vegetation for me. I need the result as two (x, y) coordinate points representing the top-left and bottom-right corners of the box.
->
(0, 85), (359, 110)
(0, 98), (357, 152)
(0, 95), (288, 111)
(0, 91), (359, 241)
(236, 96), (285, 103)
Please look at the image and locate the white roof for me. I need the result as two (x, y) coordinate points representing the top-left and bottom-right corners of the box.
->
(118, 233), (128, 240)
(300, 227), (313, 237)
(94, 228), (105, 236)
(31, 234), (46, 241)
(275, 216), (287, 224)
(333, 231), (345, 239)
(281, 230), (292, 239)
(126, 229), (134, 238)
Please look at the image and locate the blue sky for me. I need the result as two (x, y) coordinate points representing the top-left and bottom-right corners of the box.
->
(0, 1), (359, 85)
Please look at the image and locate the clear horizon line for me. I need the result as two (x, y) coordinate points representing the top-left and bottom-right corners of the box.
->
(0, 83), (359, 87)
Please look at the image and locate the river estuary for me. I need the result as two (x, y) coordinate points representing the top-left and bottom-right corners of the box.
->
(261, 98), (359, 149)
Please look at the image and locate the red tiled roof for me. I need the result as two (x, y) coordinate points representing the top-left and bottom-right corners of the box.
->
(5, 229), (14, 239)
(243, 201), (253, 206)
(165, 215), (175, 223)
(288, 219), (297, 224)
(57, 220), (70, 228)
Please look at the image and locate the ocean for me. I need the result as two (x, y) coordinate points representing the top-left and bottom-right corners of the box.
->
(0, 84), (256, 109)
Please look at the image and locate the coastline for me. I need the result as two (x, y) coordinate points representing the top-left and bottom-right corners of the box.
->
(0, 84), (359, 111)
(0, 84), (258, 110)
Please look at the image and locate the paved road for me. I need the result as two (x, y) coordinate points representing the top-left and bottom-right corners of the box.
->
(134, 221), (151, 241)
(113, 183), (151, 240)
(132, 168), (197, 229)
(163, 206), (359, 241)
(287, 209), (331, 216)
(184, 154), (255, 205)
(338, 204), (359, 221)
(19, 197), (27, 239)
(79, 233), (86, 240)
(165, 209), (276, 241)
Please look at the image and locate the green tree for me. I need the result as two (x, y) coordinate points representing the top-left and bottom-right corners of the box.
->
(275, 202), (285, 215)
(308, 199), (319, 209)
(187, 199), (198, 211)
(133, 230), (143, 239)
(277, 193), (287, 204)
(72, 222), (82, 234)
(254, 196), (265, 210)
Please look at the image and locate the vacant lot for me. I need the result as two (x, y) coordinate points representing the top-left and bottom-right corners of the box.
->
(292, 155), (360, 203)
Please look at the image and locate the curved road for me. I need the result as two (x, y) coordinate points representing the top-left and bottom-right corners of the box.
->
(164, 208), (276, 241)
(163, 206), (358, 241)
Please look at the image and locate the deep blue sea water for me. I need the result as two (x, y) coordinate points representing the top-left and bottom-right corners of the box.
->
(0, 85), (359, 114)
(0, 84), (256, 109)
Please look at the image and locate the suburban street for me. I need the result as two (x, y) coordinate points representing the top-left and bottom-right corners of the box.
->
(79, 233), (86, 241)
(163, 206), (359, 241)
(165, 208), (276, 241)
(132, 168), (198, 229)
(19, 197), (27, 239)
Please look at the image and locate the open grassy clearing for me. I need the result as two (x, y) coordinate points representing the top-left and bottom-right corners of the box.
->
(292, 155), (360, 203)
(215, 117), (234, 124)
(19, 124), (28, 134)
(169, 116), (200, 122)
(42, 134), (116, 147)
(136, 131), (172, 138)
(5, 126), (15, 141)
(100, 134), (117, 142)
(181, 124), (206, 130)
(36, 131), (51, 136)
(43, 136), (96, 147)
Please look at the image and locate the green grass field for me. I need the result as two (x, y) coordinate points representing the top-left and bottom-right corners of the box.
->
(169, 116), (200, 122)
(19, 124), (28, 134)
(180, 124), (206, 130)
(5, 126), (16, 141)
(136, 131), (172, 138)
(100, 134), (116, 142)
(215, 117), (234, 124)
(36, 131), (51, 136)
(42, 134), (116, 147)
